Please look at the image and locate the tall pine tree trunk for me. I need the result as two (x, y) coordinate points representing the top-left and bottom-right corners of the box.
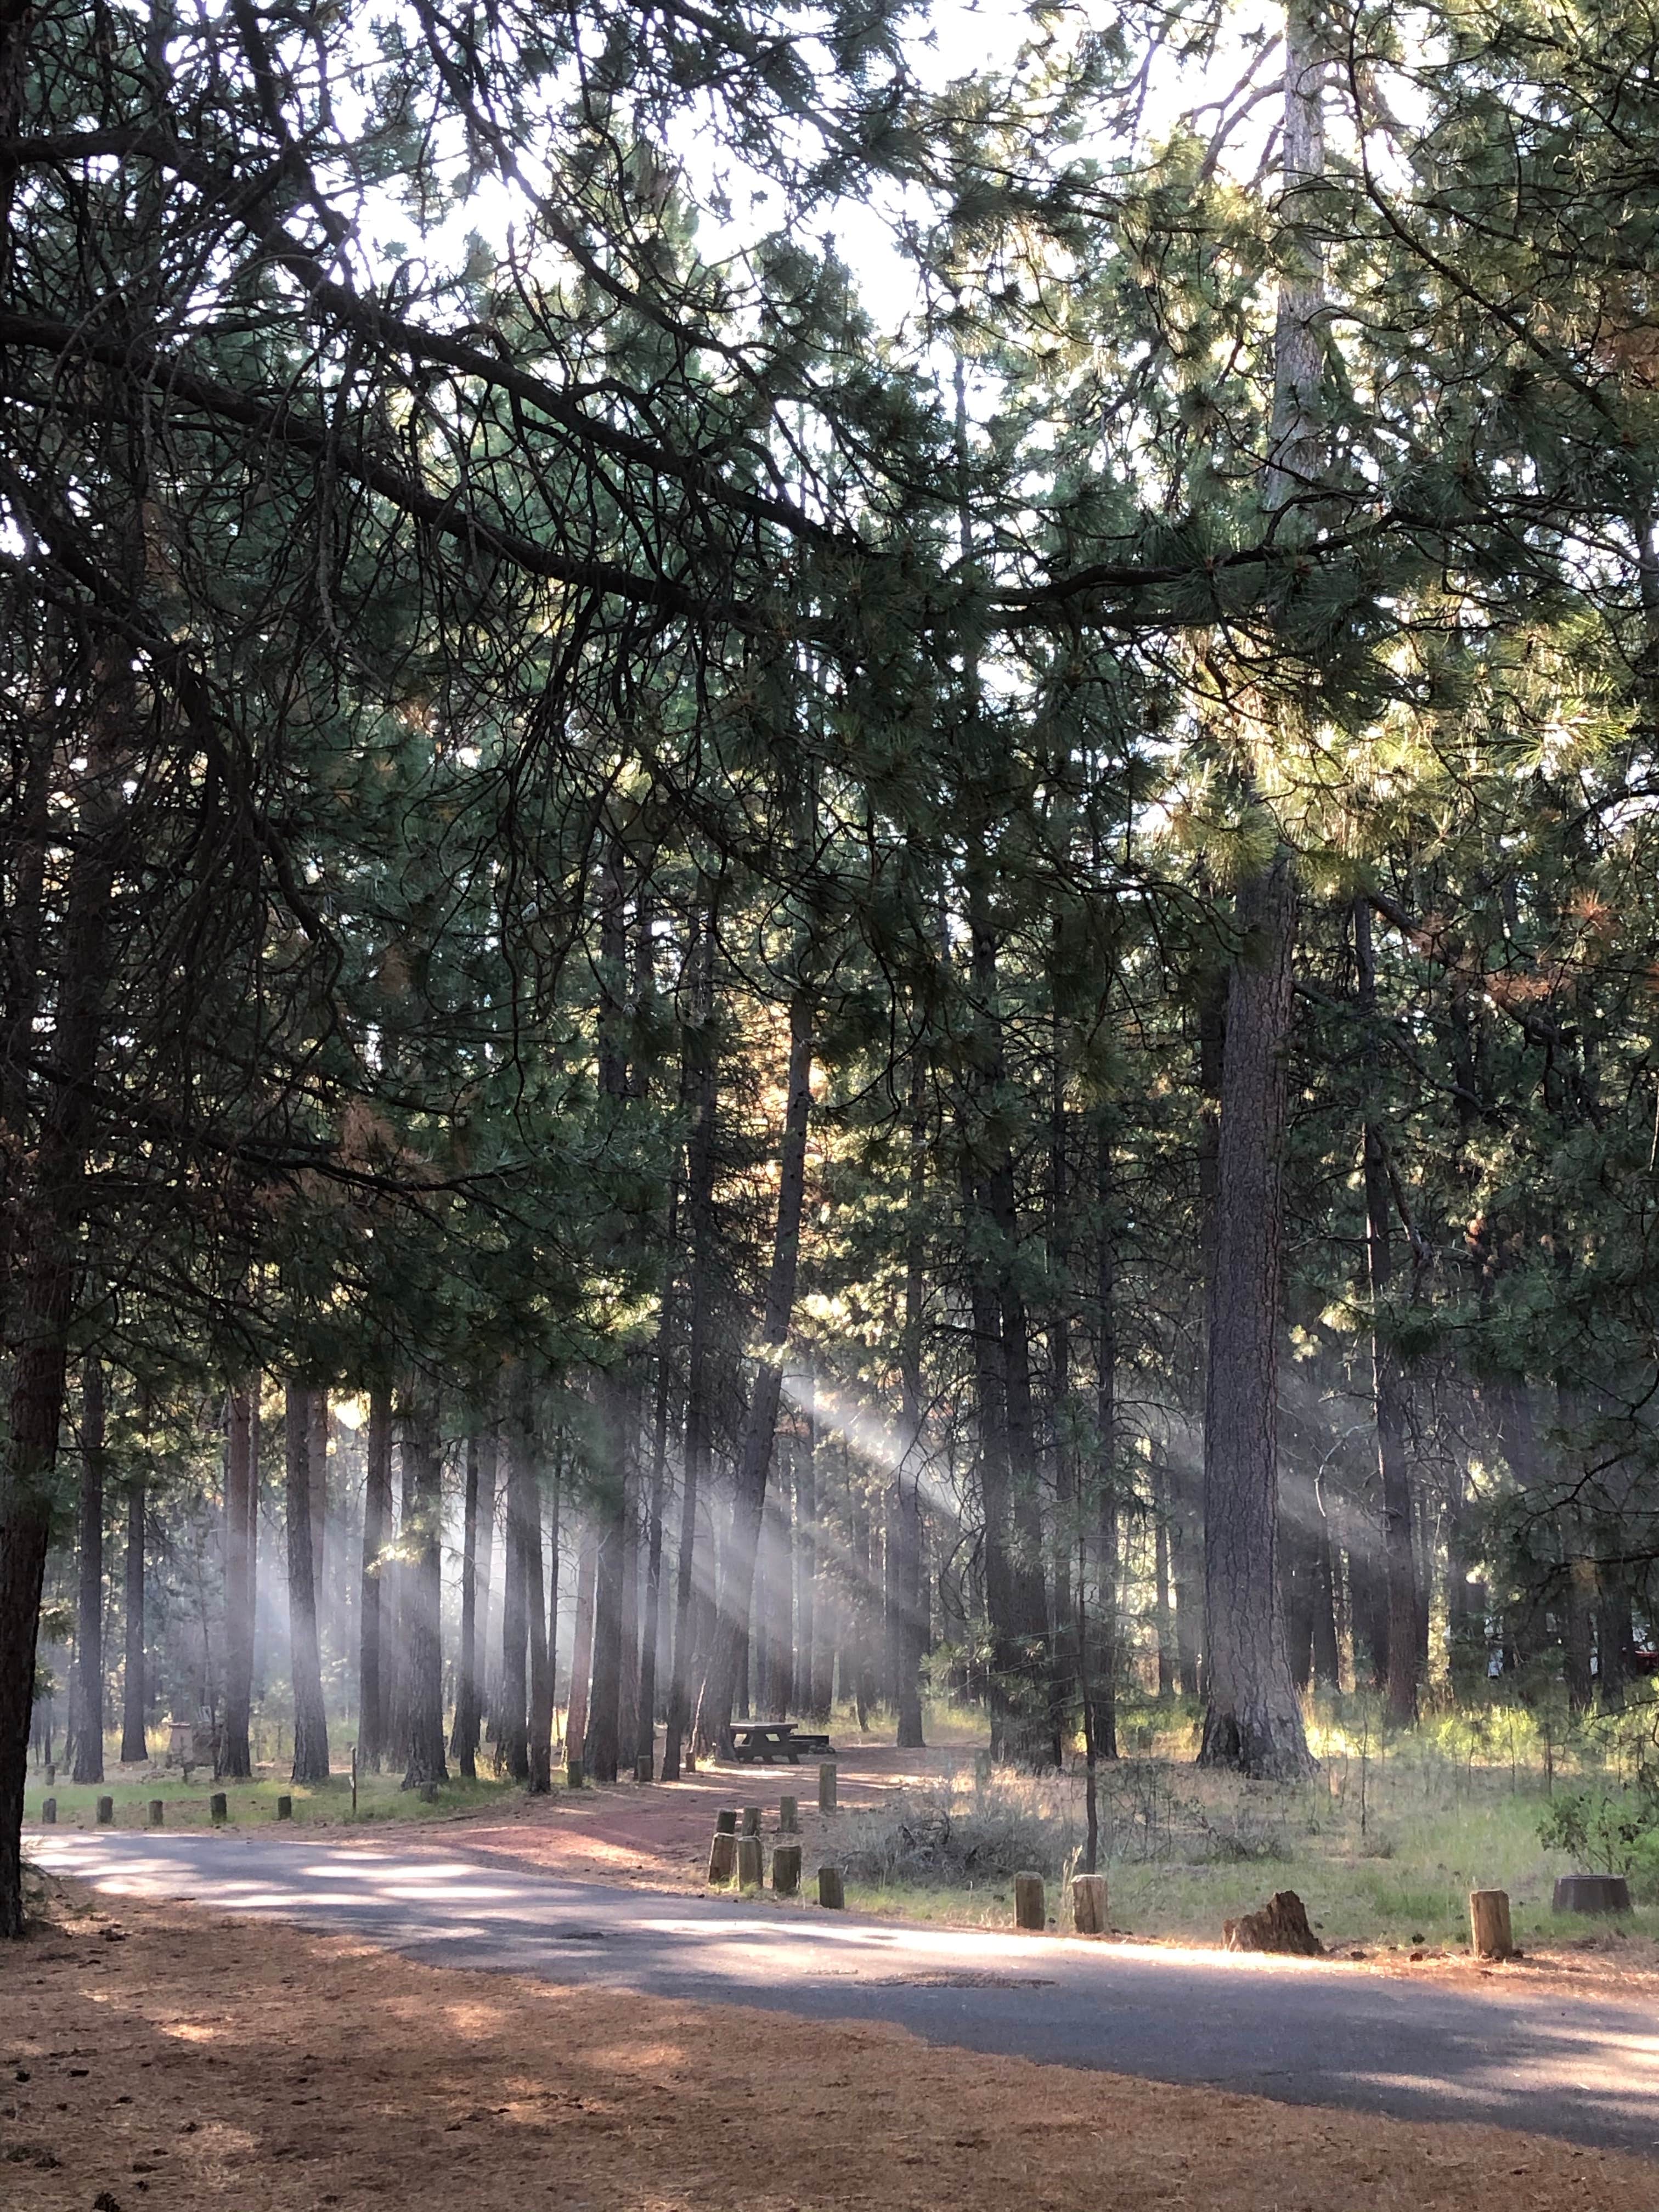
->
(894, 1067), (928, 1750)
(358, 1382), (393, 1770)
(220, 1377), (255, 1780)
(498, 1378), (532, 1782)
(285, 1383), (330, 1784)
(71, 1357), (106, 1784)
(695, 989), (815, 1755)
(400, 1390), (446, 1790)
(121, 1465), (147, 1763)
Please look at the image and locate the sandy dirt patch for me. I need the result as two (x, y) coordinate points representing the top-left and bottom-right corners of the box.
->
(0, 1875), (1651, 2212)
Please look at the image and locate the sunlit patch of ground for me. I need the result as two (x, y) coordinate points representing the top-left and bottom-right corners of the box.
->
(0, 1873), (1650, 2210)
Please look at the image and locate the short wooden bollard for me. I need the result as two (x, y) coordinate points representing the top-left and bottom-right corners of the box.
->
(780, 1796), (799, 1833)
(818, 1762), (837, 1813)
(708, 1831), (738, 1884)
(1014, 1871), (1046, 1932)
(41, 1797), (56, 1825)
(148, 1799), (165, 1829)
(773, 1842), (803, 1895)
(46, 1764), (55, 1786)
(715, 1807), (737, 1835)
(736, 1836), (764, 1888)
(741, 1805), (761, 1837)
(1072, 1872), (1107, 1935)
(818, 1864), (845, 1910)
(96, 1795), (114, 1826)
(566, 1755), (584, 1790)
(635, 1752), (653, 1783)
(1470, 1888), (1513, 1960)
(275, 1794), (292, 1820)
(210, 1792), (228, 1826)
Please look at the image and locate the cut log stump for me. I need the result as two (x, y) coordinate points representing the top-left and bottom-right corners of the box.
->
(708, 1831), (738, 1884)
(41, 1797), (56, 1825)
(95, 1796), (113, 1826)
(635, 1752), (654, 1783)
(1072, 1872), (1108, 1935)
(1223, 1891), (1322, 1956)
(818, 1864), (845, 1910)
(715, 1807), (737, 1835)
(210, 1792), (228, 1826)
(819, 1762), (837, 1813)
(780, 1795), (799, 1832)
(566, 1756), (584, 1790)
(148, 1800), (164, 1829)
(1553, 1874), (1631, 1916)
(773, 1842), (803, 1895)
(1014, 1871), (1046, 1932)
(736, 1836), (764, 1889)
(276, 1795), (292, 1820)
(1470, 1888), (1514, 1960)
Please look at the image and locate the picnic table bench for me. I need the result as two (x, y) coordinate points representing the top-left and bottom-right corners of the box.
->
(729, 1720), (834, 1764)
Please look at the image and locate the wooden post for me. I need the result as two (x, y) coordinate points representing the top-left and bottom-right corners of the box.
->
(148, 1799), (164, 1829)
(780, 1795), (799, 1833)
(1014, 1871), (1046, 1931)
(276, 1794), (293, 1820)
(1072, 1872), (1108, 1935)
(773, 1842), (803, 1895)
(210, 1792), (228, 1826)
(1470, 1888), (1513, 1960)
(96, 1795), (113, 1826)
(46, 1763), (54, 1786)
(741, 1805), (761, 1836)
(708, 1831), (738, 1884)
(41, 1797), (56, 1825)
(818, 1864), (845, 1910)
(716, 1807), (737, 1835)
(818, 1762), (837, 1813)
(350, 1742), (359, 1818)
(635, 1752), (653, 1782)
(737, 1836), (764, 1888)
(566, 1754), (585, 1790)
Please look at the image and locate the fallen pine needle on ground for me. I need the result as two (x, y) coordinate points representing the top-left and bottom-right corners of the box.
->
(0, 1874), (1648, 2211)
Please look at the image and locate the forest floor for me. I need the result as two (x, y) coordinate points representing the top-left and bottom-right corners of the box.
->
(5, 1867), (1657, 2210)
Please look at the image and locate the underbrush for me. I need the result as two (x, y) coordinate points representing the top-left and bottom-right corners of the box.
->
(837, 1691), (1659, 1949)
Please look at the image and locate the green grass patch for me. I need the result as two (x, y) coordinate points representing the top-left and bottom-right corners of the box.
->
(25, 1765), (520, 1832)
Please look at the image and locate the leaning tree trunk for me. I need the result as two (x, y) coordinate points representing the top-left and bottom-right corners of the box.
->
(400, 1389), (447, 1791)
(285, 1383), (331, 1784)
(695, 989), (815, 1757)
(1197, 854), (1312, 1778)
(358, 1381), (393, 1770)
(219, 1377), (256, 1779)
(71, 1356), (107, 1784)
(120, 1465), (147, 1764)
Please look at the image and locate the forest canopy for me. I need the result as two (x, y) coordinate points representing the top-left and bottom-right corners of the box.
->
(4, 0), (1659, 1933)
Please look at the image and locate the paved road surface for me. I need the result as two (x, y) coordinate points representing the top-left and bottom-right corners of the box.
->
(29, 1829), (1659, 2154)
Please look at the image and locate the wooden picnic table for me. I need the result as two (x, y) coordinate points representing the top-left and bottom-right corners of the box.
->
(729, 1721), (834, 1765)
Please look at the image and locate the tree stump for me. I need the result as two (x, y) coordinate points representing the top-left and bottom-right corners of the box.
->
(708, 1831), (738, 1884)
(1553, 1874), (1631, 1916)
(780, 1795), (799, 1833)
(210, 1792), (228, 1826)
(715, 1807), (737, 1835)
(1222, 1891), (1323, 1955)
(566, 1755), (584, 1790)
(148, 1800), (164, 1829)
(276, 1795), (292, 1820)
(736, 1835), (764, 1889)
(1469, 1888), (1513, 1960)
(741, 1805), (761, 1836)
(1014, 1872), (1046, 1931)
(818, 1864), (845, 1910)
(1072, 1872), (1108, 1935)
(818, 1762), (837, 1813)
(42, 1797), (56, 1825)
(96, 1796), (114, 1826)
(773, 1842), (803, 1895)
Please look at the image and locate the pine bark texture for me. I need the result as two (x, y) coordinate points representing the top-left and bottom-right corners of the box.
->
(71, 1357), (106, 1784)
(400, 1391), (447, 1791)
(284, 1383), (330, 1784)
